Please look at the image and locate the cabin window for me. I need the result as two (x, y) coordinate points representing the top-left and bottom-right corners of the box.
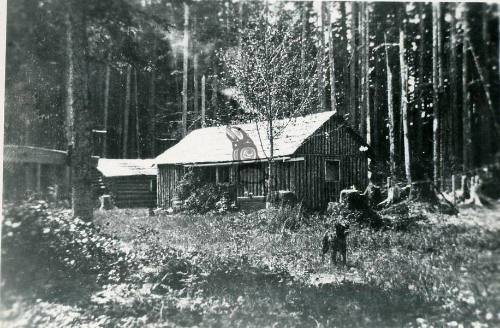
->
(325, 160), (340, 182)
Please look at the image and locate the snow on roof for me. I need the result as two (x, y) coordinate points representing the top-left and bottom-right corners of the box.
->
(155, 111), (336, 165)
(97, 159), (157, 177)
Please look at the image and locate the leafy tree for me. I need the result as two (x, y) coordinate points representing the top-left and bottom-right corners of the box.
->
(221, 2), (317, 206)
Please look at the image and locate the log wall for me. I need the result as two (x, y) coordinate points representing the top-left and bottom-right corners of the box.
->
(157, 164), (184, 208)
(104, 175), (157, 208)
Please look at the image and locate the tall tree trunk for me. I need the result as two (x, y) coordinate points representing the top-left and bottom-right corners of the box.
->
(317, 2), (325, 112)
(384, 33), (396, 182)
(450, 4), (458, 171)
(300, 3), (308, 97)
(193, 53), (199, 121)
(149, 41), (157, 157)
(122, 65), (131, 158)
(264, 1), (275, 208)
(372, 25), (380, 156)
(211, 64), (218, 120)
(462, 5), (471, 172)
(65, 12), (74, 146)
(437, 4), (443, 89)
(480, 5), (492, 165)
(362, 4), (371, 183)
(103, 55), (110, 158)
(416, 3), (425, 161)
(328, 2), (336, 113)
(68, 1), (93, 220)
(432, 2), (440, 188)
(238, 1), (243, 59)
(349, 2), (357, 128)
(437, 3), (445, 188)
(400, 29), (411, 186)
(468, 39), (497, 130)
(201, 75), (206, 127)
(340, 2), (348, 116)
(182, 3), (189, 137)
(134, 68), (140, 158)
(363, 5), (370, 146)
(359, 2), (366, 136)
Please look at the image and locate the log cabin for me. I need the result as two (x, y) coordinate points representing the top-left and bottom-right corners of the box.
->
(95, 159), (157, 208)
(155, 111), (370, 210)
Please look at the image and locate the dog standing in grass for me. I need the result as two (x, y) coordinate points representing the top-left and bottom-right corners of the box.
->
(321, 222), (349, 265)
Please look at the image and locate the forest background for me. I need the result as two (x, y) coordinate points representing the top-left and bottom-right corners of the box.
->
(4, 0), (500, 197)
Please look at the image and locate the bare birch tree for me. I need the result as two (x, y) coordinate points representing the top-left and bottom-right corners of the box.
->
(400, 29), (411, 186)
(222, 1), (317, 207)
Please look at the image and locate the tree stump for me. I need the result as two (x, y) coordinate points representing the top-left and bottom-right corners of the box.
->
(340, 188), (369, 210)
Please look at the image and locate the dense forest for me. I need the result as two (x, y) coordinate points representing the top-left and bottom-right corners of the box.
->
(5, 1), (500, 202)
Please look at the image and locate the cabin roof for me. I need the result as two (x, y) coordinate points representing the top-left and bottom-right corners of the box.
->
(4, 144), (67, 165)
(96, 158), (157, 177)
(155, 111), (336, 165)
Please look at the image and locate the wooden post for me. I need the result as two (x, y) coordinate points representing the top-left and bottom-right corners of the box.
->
(215, 167), (220, 184)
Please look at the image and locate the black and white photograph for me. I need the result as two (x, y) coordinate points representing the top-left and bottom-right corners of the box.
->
(1, 0), (500, 326)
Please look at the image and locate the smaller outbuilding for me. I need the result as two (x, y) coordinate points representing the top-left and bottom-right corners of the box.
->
(95, 159), (157, 208)
(3, 145), (70, 201)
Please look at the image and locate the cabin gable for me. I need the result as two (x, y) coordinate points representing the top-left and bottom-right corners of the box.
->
(292, 116), (368, 209)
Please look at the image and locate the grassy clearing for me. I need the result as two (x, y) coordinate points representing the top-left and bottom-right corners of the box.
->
(2, 203), (500, 327)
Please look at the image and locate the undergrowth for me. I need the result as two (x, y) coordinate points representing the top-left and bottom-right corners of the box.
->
(2, 202), (499, 327)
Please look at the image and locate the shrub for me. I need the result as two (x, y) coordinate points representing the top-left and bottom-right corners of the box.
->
(2, 200), (136, 286)
(184, 183), (236, 214)
(175, 170), (202, 201)
(327, 201), (386, 229)
(259, 203), (308, 233)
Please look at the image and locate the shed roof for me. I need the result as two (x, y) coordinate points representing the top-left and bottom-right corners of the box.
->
(155, 111), (336, 165)
(4, 145), (67, 165)
(96, 159), (157, 177)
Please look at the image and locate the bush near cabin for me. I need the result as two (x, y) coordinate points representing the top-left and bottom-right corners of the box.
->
(174, 171), (236, 214)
